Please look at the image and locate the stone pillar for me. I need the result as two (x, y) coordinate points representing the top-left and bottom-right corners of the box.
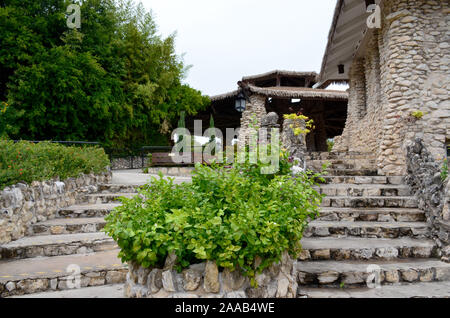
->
(238, 94), (267, 147)
(378, 0), (450, 176)
(260, 112), (280, 144)
(281, 118), (307, 171)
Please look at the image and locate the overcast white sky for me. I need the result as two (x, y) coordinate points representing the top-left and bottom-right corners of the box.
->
(140, 0), (337, 96)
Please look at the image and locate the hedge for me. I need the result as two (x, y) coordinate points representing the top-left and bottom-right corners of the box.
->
(0, 140), (110, 189)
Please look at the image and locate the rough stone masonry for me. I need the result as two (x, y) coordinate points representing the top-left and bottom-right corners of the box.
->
(332, 0), (449, 176)
(0, 171), (111, 244)
(124, 251), (298, 298)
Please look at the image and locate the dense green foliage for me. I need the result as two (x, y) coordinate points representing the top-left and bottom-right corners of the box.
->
(0, 140), (109, 188)
(0, 0), (210, 147)
(104, 149), (324, 284)
(327, 138), (334, 152)
(441, 158), (448, 182)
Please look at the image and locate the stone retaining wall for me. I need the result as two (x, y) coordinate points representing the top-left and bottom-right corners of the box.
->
(0, 268), (127, 298)
(405, 138), (449, 262)
(124, 252), (298, 298)
(0, 171), (112, 244)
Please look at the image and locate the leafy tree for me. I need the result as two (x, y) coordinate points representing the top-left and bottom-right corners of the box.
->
(0, 0), (210, 149)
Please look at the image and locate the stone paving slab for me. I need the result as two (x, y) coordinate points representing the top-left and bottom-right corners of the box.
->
(301, 237), (435, 250)
(31, 217), (107, 236)
(316, 184), (411, 196)
(0, 249), (125, 283)
(322, 176), (405, 185)
(298, 281), (450, 298)
(0, 232), (116, 260)
(321, 196), (418, 208)
(297, 258), (450, 287)
(309, 220), (427, 229)
(317, 207), (425, 222)
(319, 207), (424, 214)
(58, 203), (120, 218)
(305, 221), (429, 239)
(85, 193), (137, 203)
(9, 284), (125, 298)
(34, 217), (106, 227)
(1, 232), (111, 248)
(296, 258), (450, 274)
(111, 169), (192, 185)
(299, 237), (436, 260)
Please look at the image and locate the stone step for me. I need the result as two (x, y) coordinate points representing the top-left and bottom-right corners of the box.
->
(305, 152), (376, 160)
(315, 184), (411, 197)
(296, 259), (450, 287)
(308, 158), (377, 165)
(299, 237), (436, 261)
(0, 232), (116, 260)
(324, 169), (378, 176)
(7, 284), (125, 298)
(317, 207), (426, 222)
(320, 176), (405, 185)
(297, 281), (450, 298)
(58, 203), (120, 218)
(304, 221), (429, 239)
(0, 249), (127, 297)
(145, 167), (194, 177)
(85, 193), (136, 204)
(308, 160), (377, 172)
(30, 217), (106, 236)
(321, 196), (418, 208)
(313, 163), (373, 171)
(98, 184), (141, 194)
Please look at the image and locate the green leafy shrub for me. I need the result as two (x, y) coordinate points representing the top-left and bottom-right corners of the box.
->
(411, 110), (425, 120)
(327, 139), (334, 152)
(104, 148), (324, 285)
(441, 158), (448, 182)
(0, 140), (109, 189)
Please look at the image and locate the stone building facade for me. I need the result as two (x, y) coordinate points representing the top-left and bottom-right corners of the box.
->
(203, 71), (348, 152)
(321, 0), (449, 176)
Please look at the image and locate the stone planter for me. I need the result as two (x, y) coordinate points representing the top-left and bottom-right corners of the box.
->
(0, 170), (112, 244)
(124, 251), (298, 298)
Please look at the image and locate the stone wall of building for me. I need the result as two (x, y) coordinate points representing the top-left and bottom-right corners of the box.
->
(0, 171), (112, 244)
(334, 0), (449, 176)
(124, 252), (298, 298)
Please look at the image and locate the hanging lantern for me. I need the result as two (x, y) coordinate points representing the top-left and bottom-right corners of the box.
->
(235, 92), (246, 113)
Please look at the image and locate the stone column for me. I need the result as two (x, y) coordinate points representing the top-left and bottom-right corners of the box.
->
(281, 118), (307, 171)
(378, 0), (449, 176)
(238, 94), (267, 147)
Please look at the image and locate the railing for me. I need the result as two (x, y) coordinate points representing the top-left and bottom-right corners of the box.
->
(8, 140), (223, 169)
(12, 140), (100, 145)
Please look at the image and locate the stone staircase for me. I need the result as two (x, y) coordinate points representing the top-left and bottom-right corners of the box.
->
(1, 153), (449, 298)
(296, 152), (450, 297)
(0, 184), (138, 297)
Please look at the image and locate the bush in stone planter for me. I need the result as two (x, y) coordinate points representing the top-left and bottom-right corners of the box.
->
(104, 148), (324, 288)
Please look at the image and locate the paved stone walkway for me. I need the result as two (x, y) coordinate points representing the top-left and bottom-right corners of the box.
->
(111, 169), (191, 185)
